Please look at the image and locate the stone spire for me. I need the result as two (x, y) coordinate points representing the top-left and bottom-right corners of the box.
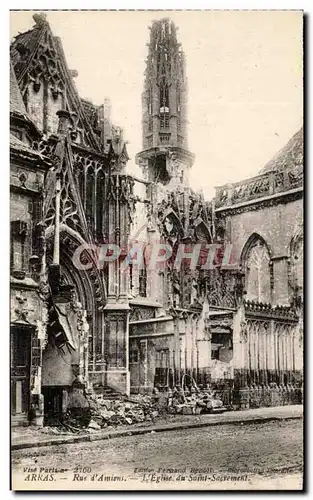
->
(136, 18), (194, 190)
(142, 18), (188, 150)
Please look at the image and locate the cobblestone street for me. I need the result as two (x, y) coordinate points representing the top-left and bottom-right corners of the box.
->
(12, 418), (303, 490)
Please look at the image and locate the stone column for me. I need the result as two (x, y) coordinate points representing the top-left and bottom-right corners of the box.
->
(195, 314), (211, 369)
(190, 315), (197, 373)
(104, 172), (133, 395)
(172, 315), (181, 385)
(185, 315), (193, 371)
(269, 320), (275, 371)
(145, 228), (160, 300)
(232, 306), (246, 370)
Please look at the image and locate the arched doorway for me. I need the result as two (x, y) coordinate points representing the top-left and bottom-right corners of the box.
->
(41, 225), (106, 422)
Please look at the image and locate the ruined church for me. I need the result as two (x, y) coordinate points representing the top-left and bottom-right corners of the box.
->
(10, 14), (303, 426)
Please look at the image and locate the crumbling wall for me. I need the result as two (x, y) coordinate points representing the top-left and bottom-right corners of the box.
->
(42, 343), (79, 386)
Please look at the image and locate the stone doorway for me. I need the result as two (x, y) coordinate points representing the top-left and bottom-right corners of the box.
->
(11, 326), (31, 426)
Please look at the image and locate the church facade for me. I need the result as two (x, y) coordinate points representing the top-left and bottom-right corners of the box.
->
(10, 14), (303, 426)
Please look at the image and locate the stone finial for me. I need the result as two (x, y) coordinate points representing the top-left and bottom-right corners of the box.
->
(33, 12), (48, 26)
(56, 109), (71, 136)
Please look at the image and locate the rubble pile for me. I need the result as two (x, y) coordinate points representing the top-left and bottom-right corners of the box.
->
(168, 386), (227, 415)
(86, 393), (161, 430)
(61, 381), (92, 430)
(47, 381), (228, 433)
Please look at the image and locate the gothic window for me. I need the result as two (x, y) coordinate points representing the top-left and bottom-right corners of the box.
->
(11, 221), (28, 279)
(139, 267), (147, 297)
(30, 199), (43, 260)
(138, 246), (149, 297)
(148, 87), (152, 115)
(243, 237), (271, 303)
(160, 83), (169, 129)
(96, 169), (105, 239)
(85, 167), (95, 228)
(160, 84), (169, 109)
(129, 263), (133, 294)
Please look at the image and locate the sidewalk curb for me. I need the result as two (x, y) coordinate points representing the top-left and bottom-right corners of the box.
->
(12, 413), (302, 451)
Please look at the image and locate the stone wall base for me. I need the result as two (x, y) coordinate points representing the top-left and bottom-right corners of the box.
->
(236, 385), (302, 410)
(233, 368), (303, 409)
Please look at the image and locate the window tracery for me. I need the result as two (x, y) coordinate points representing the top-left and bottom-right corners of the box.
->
(96, 169), (106, 240)
(244, 237), (271, 303)
(160, 82), (169, 129)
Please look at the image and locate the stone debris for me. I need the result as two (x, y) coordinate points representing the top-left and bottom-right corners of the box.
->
(84, 393), (160, 429)
(43, 383), (227, 434)
(168, 386), (227, 415)
(88, 419), (101, 430)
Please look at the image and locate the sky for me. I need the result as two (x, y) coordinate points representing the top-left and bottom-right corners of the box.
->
(10, 10), (303, 198)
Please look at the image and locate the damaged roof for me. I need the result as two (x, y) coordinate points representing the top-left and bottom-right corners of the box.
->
(260, 127), (303, 174)
(10, 132), (51, 166)
(10, 14), (45, 82)
(10, 132), (33, 152)
(10, 61), (27, 116)
(10, 60), (42, 140)
(10, 13), (104, 153)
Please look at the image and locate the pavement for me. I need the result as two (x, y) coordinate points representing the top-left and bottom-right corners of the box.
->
(12, 417), (303, 491)
(11, 404), (303, 451)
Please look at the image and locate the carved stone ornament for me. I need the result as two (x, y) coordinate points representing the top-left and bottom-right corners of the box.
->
(240, 319), (248, 343)
(74, 301), (90, 343)
(14, 292), (34, 323)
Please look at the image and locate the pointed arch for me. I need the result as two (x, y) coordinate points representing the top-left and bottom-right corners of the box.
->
(45, 224), (107, 368)
(241, 233), (272, 304)
(45, 225), (96, 336)
(240, 233), (272, 264)
(194, 219), (212, 243)
(85, 166), (95, 229)
(162, 208), (184, 238)
(45, 223), (104, 304)
(290, 219), (303, 255)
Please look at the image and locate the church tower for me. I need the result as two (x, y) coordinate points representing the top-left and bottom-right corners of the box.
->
(136, 18), (194, 190)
